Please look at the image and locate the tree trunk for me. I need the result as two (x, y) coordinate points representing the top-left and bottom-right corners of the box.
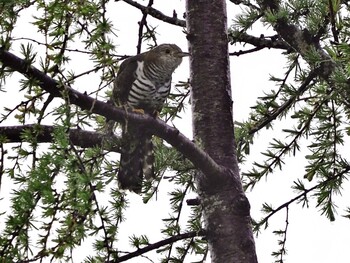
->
(186, 1), (258, 262)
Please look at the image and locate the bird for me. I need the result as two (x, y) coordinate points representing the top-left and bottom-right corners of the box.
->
(112, 44), (188, 193)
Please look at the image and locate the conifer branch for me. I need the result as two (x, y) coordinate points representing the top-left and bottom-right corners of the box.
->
(114, 230), (205, 262)
(257, 0), (336, 78)
(248, 67), (318, 136)
(256, 165), (350, 228)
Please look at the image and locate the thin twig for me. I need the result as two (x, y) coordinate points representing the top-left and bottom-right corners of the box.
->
(113, 230), (205, 262)
(121, 0), (186, 27)
(261, 165), (350, 223)
(248, 68), (318, 136)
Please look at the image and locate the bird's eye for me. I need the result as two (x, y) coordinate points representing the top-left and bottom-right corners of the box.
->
(165, 49), (171, 54)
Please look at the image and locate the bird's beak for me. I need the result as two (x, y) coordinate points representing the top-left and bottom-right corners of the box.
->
(178, 52), (190, 57)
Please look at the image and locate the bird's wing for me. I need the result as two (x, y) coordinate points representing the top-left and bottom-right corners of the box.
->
(113, 55), (140, 105)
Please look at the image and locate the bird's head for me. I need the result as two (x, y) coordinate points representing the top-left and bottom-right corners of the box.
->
(146, 44), (189, 72)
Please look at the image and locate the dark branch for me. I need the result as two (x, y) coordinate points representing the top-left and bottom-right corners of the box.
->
(257, 0), (336, 78)
(229, 0), (260, 10)
(0, 124), (121, 152)
(229, 31), (291, 51)
(113, 230), (205, 262)
(120, 0), (186, 27)
(136, 0), (156, 54)
(229, 46), (264, 56)
(186, 198), (201, 206)
(0, 48), (224, 180)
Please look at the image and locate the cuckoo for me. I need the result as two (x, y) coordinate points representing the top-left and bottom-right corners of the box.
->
(113, 44), (188, 193)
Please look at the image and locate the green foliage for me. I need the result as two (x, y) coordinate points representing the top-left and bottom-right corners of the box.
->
(232, 6), (261, 32)
(0, 1), (203, 261)
(2, 0), (350, 262)
(236, 0), (350, 210)
(162, 80), (191, 121)
(230, 0), (350, 260)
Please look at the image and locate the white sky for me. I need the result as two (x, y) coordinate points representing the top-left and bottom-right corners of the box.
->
(1, 1), (350, 262)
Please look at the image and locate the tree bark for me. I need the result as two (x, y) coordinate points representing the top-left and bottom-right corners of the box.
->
(186, 1), (258, 262)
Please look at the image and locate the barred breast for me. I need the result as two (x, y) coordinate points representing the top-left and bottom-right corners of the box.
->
(127, 61), (171, 113)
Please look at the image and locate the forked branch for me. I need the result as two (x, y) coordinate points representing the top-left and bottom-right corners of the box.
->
(121, 0), (186, 27)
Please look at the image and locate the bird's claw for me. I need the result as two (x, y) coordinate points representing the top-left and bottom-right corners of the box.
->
(132, 108), (145, 114)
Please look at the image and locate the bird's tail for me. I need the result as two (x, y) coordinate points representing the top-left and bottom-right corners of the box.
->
(142, 136), (154, 180)
(118, 132), (154, 193)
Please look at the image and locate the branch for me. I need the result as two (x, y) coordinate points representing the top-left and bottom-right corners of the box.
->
(136, 0), (156, 54)
(229, 0), (260, 9)
(229, 31), (291, 51)
(113, 230), (205, 262)
(0, 48), (224, 179)
(260, 165), (350, 224)
(229, 46), (264, 56)
(257, 0), (336, 78)
(0, 124), (121, 152)
(120, 0), (186, 27)
(248, 67), (318, 136)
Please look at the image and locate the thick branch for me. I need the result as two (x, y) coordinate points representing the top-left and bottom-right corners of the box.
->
(0, 48), (224, 180)
(120, 0), (186, 27)
(0, 124), (121, 152)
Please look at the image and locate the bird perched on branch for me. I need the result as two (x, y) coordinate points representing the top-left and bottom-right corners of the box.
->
(113, 44), (188, 193)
